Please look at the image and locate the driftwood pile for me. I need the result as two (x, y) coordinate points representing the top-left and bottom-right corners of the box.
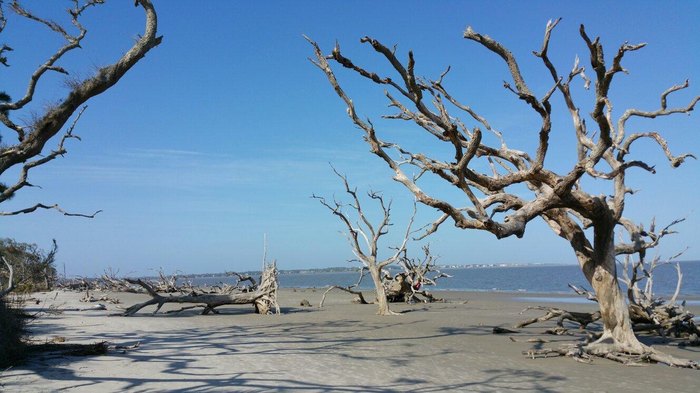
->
(122, 263), (280, 316)
(56, 264), (280, 316)
(509, 256), (699, 368)
(320, 246), (451, 307)
(515, 257), (698, 345)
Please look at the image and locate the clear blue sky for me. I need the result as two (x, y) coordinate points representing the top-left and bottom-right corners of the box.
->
(2, 1), (699, 277)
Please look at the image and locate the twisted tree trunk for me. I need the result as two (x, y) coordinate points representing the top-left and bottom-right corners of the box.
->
(369, 265), (394, 315)
(580, 222), (644, 353)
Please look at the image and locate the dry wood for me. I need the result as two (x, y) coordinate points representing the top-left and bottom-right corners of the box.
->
(319, 285), (369, 307)
(0, 0), (161, 214)
(313, 167), (416, 315)
(515, 306), (601, 329)
(308, 19), (698, 366)
(122, 263), (280, 316)
(386, 245), (449, 303)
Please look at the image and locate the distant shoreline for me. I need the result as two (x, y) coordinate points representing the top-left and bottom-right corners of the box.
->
(132, 259), (700, 280)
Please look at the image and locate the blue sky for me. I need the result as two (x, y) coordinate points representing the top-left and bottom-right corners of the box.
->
(1, 1), (698, 277)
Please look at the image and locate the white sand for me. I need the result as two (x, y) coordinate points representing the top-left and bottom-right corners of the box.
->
(1, 289), (698, 392)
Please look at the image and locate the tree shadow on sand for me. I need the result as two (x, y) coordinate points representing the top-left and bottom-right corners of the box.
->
(3, 317), (568, 392)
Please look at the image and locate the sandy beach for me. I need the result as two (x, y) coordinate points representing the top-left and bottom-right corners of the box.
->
(1, 288), (698, 392)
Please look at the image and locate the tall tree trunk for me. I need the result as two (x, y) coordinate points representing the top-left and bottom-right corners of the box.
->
(369, 266), (392, 315)
(580, 222), (646, 353)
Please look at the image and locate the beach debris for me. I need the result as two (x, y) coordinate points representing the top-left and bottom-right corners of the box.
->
(492, 327), (519, 334)
(319, 268), (370, 307)
(678, 333), (699, 347)
(515, 306), (600, 330)
(524, 343), (698, 369)
(58, 304), (107, 312)
(544, 327), (574, 336)
(385, 245), (450, 304)
(619, 253), (699, 340)
(299, 299), (312, 307)
(121, 262), (280, 316)
(512, 251), (699, 368)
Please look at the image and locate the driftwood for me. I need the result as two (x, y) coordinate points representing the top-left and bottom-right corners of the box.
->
(620, 253), (699, 338)
(319, 267), (369, 307)
(514, 252), (699, 367)
(515, 306), (601, 329)
(122, 263), (280, 316)
(318, 244), (449, 308)
(385, 245), (450, 304)
(525, 343), (698, 369)
(320, 285), (369, 307)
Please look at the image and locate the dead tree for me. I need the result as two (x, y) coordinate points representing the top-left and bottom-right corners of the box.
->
(313, 168), (415, 315)
(0, 0), (161, 215)
(308, 19), (698, 367)
(620, 251), (698, 341)
(529, 229), (700, 343)
(386, 245), (450, 303)
(122, 262), (280, 316)
(0, 255), (14, 298)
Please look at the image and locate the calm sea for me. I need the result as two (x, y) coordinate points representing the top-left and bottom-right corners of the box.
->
(191, 261), (700, 297)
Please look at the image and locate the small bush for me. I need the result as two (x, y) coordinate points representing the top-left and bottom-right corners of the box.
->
(0, 238), (58, 293)
(0, 296), (28, 367)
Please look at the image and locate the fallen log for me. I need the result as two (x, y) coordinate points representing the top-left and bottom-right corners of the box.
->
(123, 279), (270, 316)
(319, 285), (369, 307)
(515, 306), (601, 329)
(122, 263), (280, 316)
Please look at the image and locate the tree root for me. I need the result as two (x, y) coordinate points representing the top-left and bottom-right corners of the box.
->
(515, 306), (601, 329)
(524, 342), (699, 369)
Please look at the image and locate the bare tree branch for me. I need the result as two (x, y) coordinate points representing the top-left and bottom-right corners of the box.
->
(309, 19), (698, 365)
(0, 203), (102, 217)
(0, 0), (161, 215)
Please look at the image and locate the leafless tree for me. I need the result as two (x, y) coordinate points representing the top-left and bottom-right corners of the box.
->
(387, 245), (450, 303)
(619, 247), (698, 342)
(0, 0), (161, 216)
(308, 18), (698, 367)
(0, 255), (14, 298)
(313, 168), (415, 315)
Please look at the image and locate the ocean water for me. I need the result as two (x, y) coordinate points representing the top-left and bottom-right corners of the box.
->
(192, 261), (700, 297)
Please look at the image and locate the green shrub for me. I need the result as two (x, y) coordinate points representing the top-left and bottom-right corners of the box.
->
(0, 239), (58, 293)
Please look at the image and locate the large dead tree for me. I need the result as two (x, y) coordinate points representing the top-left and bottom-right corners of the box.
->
(0, 0), (161, 215)
(308, 19), (698, 367)
(314, 168), (415, 315)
